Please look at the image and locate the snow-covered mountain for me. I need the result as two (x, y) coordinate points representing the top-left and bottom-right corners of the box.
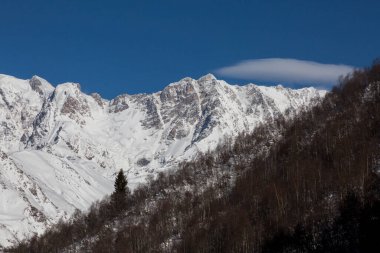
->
(0, 73), (326, 247)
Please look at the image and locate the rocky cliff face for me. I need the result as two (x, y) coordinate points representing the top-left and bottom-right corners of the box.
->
(0, 73), (326, 247)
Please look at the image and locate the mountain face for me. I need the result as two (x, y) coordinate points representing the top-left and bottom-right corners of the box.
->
(0, 73), (325, 247)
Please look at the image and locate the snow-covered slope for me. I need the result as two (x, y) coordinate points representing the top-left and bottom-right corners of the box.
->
(0, 73), (326, 247)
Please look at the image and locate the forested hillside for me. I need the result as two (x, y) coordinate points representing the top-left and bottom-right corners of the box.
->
(8, 61), (380, 253)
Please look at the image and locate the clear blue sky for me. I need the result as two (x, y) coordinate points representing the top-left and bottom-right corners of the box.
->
(0, 0), (379, 98)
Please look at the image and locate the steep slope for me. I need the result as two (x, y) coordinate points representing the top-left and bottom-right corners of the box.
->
(0, 73), (325, 247)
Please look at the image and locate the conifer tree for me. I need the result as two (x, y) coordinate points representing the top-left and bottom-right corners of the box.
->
(111, 169), (129, 213)
(114, 169), (127, 194)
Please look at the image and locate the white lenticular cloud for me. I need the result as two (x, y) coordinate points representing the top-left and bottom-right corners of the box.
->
(216, 58), (355, 86)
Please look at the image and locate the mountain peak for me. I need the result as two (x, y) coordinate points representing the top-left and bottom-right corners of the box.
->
(29, 75), (54, 95)
(30, 75), (43, 80)
(54, 82), (81, 94)
(198, 73), (217, 82)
